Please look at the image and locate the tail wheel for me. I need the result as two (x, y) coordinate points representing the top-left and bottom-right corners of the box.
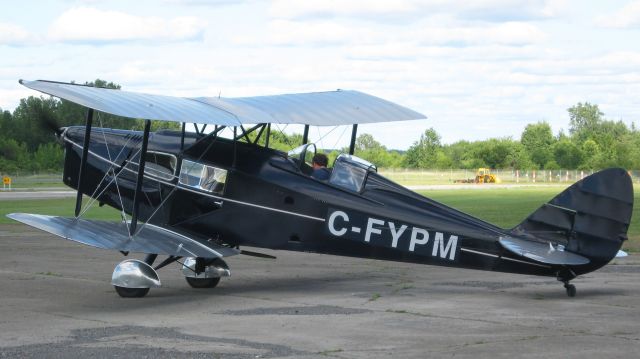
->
(114, 286), (150, 298)
(564, 283), (577, 297)
(186, 276), (221, 288)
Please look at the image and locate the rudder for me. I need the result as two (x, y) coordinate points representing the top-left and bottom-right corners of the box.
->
(511, 168), (633, 270)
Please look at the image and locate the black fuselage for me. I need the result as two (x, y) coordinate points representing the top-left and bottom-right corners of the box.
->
(62, 127), (609, 279)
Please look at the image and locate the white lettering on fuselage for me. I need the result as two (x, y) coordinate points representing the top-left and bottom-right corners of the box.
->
(364, 217), (384, 242)
(432, 232), (459, 260)
(388, 222), (407, 248)
(328, 211), (349, 236)
(327, 210), (459, 261)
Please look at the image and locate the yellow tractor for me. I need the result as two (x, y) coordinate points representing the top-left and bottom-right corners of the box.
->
(475, 168), (500, 183)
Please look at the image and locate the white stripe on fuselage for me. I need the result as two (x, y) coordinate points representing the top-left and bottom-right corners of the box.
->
(460, 247), (550, 268)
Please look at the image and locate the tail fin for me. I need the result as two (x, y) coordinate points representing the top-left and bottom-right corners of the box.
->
(511, 168), (633, 268)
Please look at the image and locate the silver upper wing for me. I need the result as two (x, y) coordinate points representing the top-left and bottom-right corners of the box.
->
(20, 79), (426, 126)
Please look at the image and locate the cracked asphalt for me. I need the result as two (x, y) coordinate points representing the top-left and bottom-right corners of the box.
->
(0, 223), (639, 358)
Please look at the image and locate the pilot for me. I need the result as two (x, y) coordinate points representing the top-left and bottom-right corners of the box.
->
(311, 153), (331, 180)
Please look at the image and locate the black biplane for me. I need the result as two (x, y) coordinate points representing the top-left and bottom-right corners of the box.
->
(8, 79), (633, 298)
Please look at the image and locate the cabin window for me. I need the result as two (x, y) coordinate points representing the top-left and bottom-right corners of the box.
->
(143, 151), (177, 181)
(329, 154), (376, 193)
(179, 160), (227, 195)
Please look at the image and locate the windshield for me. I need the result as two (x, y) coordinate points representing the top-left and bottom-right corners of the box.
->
(328, 154), (376, 192)
(287, 143), (316, 166)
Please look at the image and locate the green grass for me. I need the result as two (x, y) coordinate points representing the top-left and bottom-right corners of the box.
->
(417, 187), (566, 228)
(418, 186), (640, 252)
(0, 198), (121, 224)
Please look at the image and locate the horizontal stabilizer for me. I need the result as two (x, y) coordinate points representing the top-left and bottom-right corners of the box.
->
(499, 236), (589, 265)
(7, 213), (239, 258)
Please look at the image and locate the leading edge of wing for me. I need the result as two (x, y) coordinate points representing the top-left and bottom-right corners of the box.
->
(20, 79), (426, 126)
(7, 212), (239, 258)
(19, 79), (242, 127)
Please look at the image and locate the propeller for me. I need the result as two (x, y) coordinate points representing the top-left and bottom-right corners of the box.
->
(37, 109), (64, 136)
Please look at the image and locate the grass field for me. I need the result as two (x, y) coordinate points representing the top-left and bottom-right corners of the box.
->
(0, 198), (121, 223)
(1, 186), (638, 252)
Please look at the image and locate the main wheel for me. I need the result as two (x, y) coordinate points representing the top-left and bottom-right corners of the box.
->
(564, 283), (576, 297)
(114, 286), (150, 298)
(186, 276), (221, 288)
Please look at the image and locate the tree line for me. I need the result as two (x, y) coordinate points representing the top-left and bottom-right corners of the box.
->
(1, 79), (638, 173)
(393, 103), (640, 170)
(0, 80), (178, 172)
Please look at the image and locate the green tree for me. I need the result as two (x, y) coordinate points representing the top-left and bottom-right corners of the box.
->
(403, 128), (442, 168)
(553, 139), (583, 169)
(568, 102), (603, 137)
(11, 96), (60, 151)
(32, 142), (65, 171)
(505, 142), (534, 169)
(474, 138), (518, 168)
(353, 133), (403, 168)
(521, 122), (554, 169)
(580, 139), (600, 170)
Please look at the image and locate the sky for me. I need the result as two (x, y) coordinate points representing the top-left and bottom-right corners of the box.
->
(1, 0), (639, 150)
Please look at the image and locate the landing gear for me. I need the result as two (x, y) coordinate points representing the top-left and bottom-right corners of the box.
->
(557, 268), (577, 298)
(182, 257), (230, 289)
(564, 283), (577, 297)
(111, 258), (161, 298)
(114, 286), (150, 298)
(186, 276), (221, 288)
(110, 255), (231, 297)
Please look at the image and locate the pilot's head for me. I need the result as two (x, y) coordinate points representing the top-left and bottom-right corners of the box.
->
(312, 153), (328, 169)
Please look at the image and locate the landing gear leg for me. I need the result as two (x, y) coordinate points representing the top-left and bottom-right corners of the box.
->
(557, 268), (577, 298)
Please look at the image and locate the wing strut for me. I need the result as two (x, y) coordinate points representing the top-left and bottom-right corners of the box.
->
(130, 119), (151, 235)
(265, 123), (271, 148)
(302, 124), (310, 144)
(348, 124), (358, 155)
(75, 108), (94, 217)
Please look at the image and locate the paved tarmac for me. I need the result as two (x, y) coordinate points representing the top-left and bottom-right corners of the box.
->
(0, 190), (76, 200)
(0, 223), (639, 358)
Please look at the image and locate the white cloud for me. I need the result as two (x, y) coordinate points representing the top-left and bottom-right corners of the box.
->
(48, 7), (207, 43)
(163, 0), (251, 5)
(269, 0), (566, 22)
(0, 87), (33, 110)
(266, 20), (544, 48)
(596, 1), (640, 28)
(0, 22), (36, 46)
(267, 20), (380, 46)
(416, 22), (546, 46)
(270, 0), (417, 20)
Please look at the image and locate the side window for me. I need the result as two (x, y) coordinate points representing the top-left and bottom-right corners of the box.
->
(144, 151), (177, 181)
(179, 160), (227, 195)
